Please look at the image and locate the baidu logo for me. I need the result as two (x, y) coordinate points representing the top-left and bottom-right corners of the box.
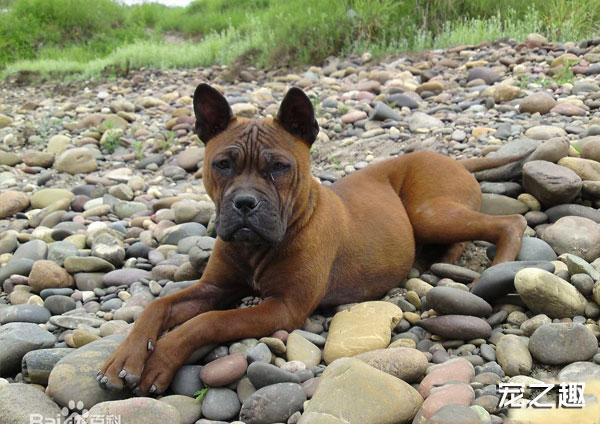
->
(29, 400), (121, 424)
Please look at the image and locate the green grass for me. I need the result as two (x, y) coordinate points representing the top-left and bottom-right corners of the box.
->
(100, 126), (123, 154)
(427, 9), (542, 49)
(132, 140), (144, 160)
(1, 0), (599, 80)
(553, 60), (577, 85)
(157, 131), (176, 152)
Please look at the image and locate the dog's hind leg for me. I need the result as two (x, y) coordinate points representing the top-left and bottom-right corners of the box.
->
(440, 242), (468, 264)
(407, 199), (526, 265)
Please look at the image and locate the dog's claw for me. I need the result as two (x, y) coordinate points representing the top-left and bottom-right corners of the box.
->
(133, 387), (142, 397)
(118, 369), (127, 379)
(96, 371), (103, 381)
(124, 373), (140, 388)
(149, 384), (157, 394)
(147, 340), (154, 352)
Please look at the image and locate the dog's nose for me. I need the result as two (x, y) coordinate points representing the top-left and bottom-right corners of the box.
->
(233, 193), (259, 213)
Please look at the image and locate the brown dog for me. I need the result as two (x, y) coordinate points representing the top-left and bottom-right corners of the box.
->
(98, 84), (526, 395)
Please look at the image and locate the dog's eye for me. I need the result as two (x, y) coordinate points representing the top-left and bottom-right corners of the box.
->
(213, 159), (232, 171)
(271, 162), (290, 173)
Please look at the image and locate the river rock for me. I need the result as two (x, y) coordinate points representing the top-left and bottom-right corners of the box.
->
(545, 204), (600, 223)
(354, 347), (428, 382)
(0, 304), (51, 324)
(54, 147), (98, 174)
(564, 253), (600, 280)
(160, 395), (201, 424)
(85, 397), (181, 424)
(64, 256), (115, 273)
(427, 405), (482, 424)
(21, 347), (75, 385)
(44, 295), (76, 315)
(246, 362), (300, 389)
(47, 134), (71, 154)
(0, 113), (13, 127)
(102, 268), (151, 286)
(0, 191), (30, 219)
(515, 268), (587, 318)
(418, 358), (475, 398)
(522, 160), (582, 206)
(30, 188), (74, 209)
(28, 260), (74, 292)
(0, 258), (34, 284)
(426, 286), (492, 317)
(494, 84), (521, 102)
(408, 112), (443, 131)
(201, 388), (240, 422)
(0, 383), (62, 424)
(558, 156), (600, 181)
(176, 146), (204, 171)
(170, 365), (203, 397)
(429, 263), (480, 283)
(301, 358), (422, 424)
(0, 322), (56, 376)
(323, 301), (402, 364)
(487, 237), (557, 262)
(46, 334), (126, 408)
(160, 223), (207, 245)
(496, 334), (532, 377)
(13, 240), (47, 261)
(240, 382), (306, 424)
(525, 125), (566, 140)
(47, 241), (79, 266)
(541, 216), (600, 261)
(529, 323), (598, 365)
(480, 193), (528, 215)
(246, 342), (272, 364)
(286, 331), (322, 368)
(467, 67), (500, 84)
(200, 353), (248, 387)
(421, 383), (475, 418)
(417, 315), (491, 339)
(558, 362), (600, 382)
(519, 92), (556, 114)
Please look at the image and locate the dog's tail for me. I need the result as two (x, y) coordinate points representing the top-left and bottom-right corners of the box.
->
(458, 152), (530, 173)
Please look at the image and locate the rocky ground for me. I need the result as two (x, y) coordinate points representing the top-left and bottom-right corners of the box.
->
(1, 33), (600, 424)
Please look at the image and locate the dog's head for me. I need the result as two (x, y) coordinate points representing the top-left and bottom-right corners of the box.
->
(193, 84), (319, 245)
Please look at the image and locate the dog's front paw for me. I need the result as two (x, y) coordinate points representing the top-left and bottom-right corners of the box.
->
(135, 337), (184, 396)
(97, 334), (156, 392)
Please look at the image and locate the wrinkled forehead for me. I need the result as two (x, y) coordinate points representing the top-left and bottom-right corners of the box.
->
(208, 118), (297, 157)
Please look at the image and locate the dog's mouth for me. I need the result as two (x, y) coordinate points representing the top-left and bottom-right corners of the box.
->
(231, 226), (263, 243)
(215, 202), (286, 245)
(219, 222), (271, 244)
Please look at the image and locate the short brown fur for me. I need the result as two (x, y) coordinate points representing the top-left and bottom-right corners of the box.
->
(98, 86), (526, 395)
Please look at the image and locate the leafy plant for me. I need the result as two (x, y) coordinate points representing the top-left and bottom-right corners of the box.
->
(157, 130), (175, 152)
(552, 59), (577, 85)
(330, 158), (342, 168)
(131, 140), (144, 160)
(100, 130), (122, 154)
(194, 388), (209, 403)
(517, 75), (531, 89)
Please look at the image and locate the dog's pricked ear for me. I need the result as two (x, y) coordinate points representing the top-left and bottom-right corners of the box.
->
(193, 83), (233, 143)
(276, 87), (319, 146)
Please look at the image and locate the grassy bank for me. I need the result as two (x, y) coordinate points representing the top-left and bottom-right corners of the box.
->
(1, 0), (599, 80)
